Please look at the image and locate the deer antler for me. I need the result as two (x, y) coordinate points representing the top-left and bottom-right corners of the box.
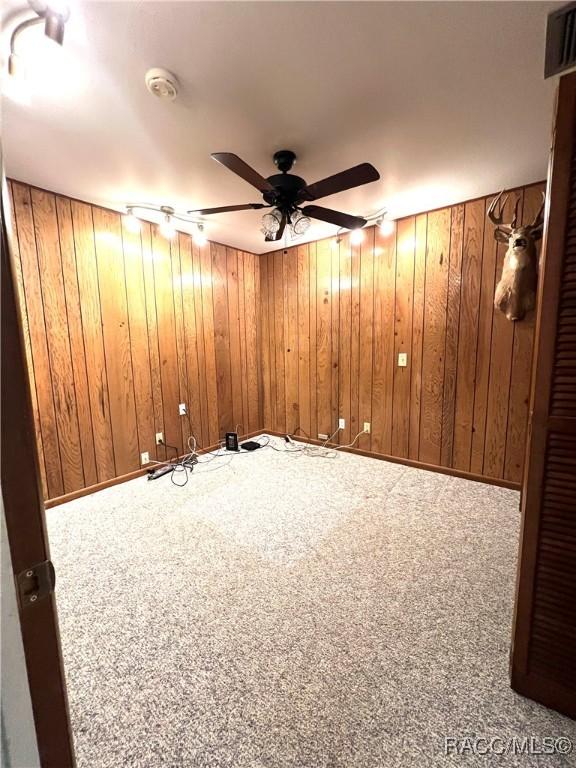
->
(487, 190), (511, 230)
(510, 197), (520, 228)
(531, 192), (545, 228)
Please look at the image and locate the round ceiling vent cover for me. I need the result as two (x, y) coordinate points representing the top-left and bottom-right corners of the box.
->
(145, 68), (179, 101)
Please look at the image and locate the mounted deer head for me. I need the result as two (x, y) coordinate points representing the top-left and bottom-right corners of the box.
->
(488, 190), (545, 321)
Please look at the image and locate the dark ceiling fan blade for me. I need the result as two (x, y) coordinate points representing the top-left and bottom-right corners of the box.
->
(187, 203), (268, 215)
(301, 163), (380, 201)
(211, 153), (275, 193)
(302, 205), (367, 230)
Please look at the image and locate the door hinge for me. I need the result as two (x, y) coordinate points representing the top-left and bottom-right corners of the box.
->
(16, 560), (56, 609)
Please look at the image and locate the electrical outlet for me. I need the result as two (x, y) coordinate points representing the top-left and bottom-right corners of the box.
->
(318, 433), (329, 440)
(363, 422), (371, 433)
(338, 418), (345, 429)
(398, 352), (408, 367)
(179, 403), (187, 416)
(140, 451), (150, 465)
(155, 432), (164, 445)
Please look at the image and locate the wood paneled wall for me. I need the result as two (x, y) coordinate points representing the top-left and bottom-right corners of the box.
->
(8, 180), (262, 502)
(260, 182), (545, 484)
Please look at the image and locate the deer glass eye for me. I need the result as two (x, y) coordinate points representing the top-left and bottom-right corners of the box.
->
(514, 237), (527, 248)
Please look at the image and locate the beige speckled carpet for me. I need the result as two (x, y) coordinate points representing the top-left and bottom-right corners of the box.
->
(46, 436), (574, 767)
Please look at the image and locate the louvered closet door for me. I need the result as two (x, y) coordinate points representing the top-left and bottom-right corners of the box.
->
(511, 70), (576, 719)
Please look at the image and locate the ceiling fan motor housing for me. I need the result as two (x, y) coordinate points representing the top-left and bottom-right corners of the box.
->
(263, 173), (308, 211)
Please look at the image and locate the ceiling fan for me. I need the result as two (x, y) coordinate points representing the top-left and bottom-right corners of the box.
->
(188, 150), (380, 242)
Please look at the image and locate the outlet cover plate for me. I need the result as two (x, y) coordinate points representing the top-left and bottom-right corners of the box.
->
(155, 432), (163, 445)
(179, 403), (187, 416)
(398, 352), (408, 367)
(363, 422), (371, 433)
(141, 451), (150, 465)
(338, 418), (345, 429)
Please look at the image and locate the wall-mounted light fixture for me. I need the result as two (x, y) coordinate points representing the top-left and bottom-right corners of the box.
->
(123, 203), (208, 243)
(8, 0), (70, 77)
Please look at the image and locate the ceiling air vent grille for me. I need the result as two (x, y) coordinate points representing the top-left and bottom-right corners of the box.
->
(545, 2), (576, 77)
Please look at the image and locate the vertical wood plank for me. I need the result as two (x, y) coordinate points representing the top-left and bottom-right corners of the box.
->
(32, 189), (84, 493)
(171, 236), (191, 450)
(267, 253), (278, 432)
(316, 239), (333, 437)
(408, 214), (427, 460)
(8, 183), (49, 497)
(237, 252), (250, 433)
(244, 252), (261, 433)
(392, 218), (415, 458)
(252, 254), (263, 431)
(121, 218), (156, 462)
(330, 237), (341, 442)
(191, 242), (210, 446)
(441, 204), (464, 467)
(309, 242), (318, 439)
(260, 255), (272, 430)
(179, 234), (204, 445)
(141, 222), (165, 459)
(483, 192), (520, 478)
(199, 243), (219, 445)
(358, 228), (375, 451)
(470, 196), (501, 473)
(419, 208), (450, 464)
(452, 200), (484, 471)
(372, 223), (396, 455)
(56, 196), (97, 488)
(285, 247), (299, 435)
(71, 200), (116, 481)
(349, 237), (361, 440)
(93, 206), (140, 474)
(338, 235), (352, 445)
(296, 245), (311, 438)
(273, 251), (287, 433)
(226, 248), (244, 431)
(150, 225), (181, 457)
(212, 243), (233, 436)
(504, 184), (545, 482)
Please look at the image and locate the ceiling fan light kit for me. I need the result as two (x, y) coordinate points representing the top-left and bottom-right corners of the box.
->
(123, 203), (205, 241)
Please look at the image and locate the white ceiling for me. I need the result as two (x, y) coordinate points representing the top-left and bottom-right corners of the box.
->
(2, 1), (559, 253)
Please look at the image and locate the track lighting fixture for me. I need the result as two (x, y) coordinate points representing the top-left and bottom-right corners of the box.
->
(8, 0), (70, 78)
(123, 203), (207, 243)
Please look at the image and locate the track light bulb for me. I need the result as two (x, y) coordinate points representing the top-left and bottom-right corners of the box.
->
(160, 213), (176, 239)
(378, 217), (394, 236)
(44, 11), (65, 44)
(350, 228), (364, 245)
(124, 208), (141, 233)
(193, 224), (207, 246)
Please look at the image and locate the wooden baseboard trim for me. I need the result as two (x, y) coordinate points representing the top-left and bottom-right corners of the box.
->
(265, 431), (521, 491)
(44, 429), (265, 508)
(45, 428), (520, 508)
